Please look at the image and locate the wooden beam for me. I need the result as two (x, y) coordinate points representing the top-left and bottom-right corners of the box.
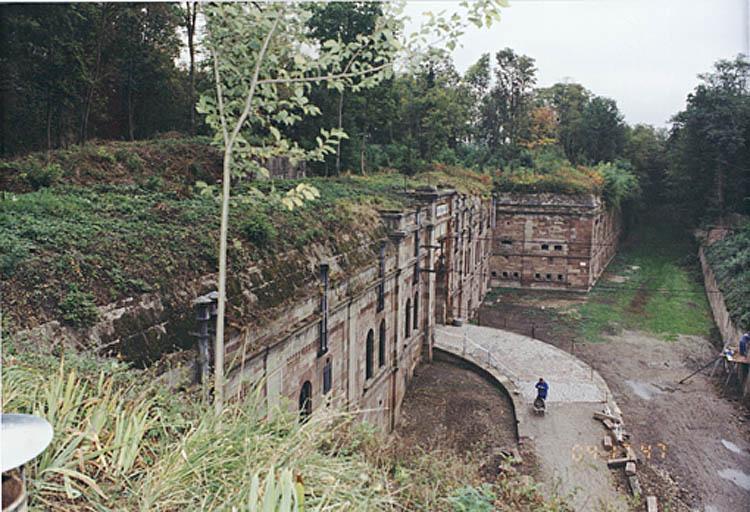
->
(594, 411), (622, 423)
(607, 457), (630, 468)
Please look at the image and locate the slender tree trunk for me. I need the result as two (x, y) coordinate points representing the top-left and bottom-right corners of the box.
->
(360, 130), (366, 175)
(211, 12), (281, 414)
(186, 2), (198, 134)
(127, 63), (135, 141)
(80, 9), (106, 144)
(45, 94), (52, 161)
(716, 161), (726, 220)
(335, 91), (344, 175)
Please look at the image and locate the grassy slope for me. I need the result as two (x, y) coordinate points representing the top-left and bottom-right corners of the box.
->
(575, 223), (714, 342)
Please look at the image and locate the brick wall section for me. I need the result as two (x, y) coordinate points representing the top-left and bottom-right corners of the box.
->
(490, 193), (620, 291)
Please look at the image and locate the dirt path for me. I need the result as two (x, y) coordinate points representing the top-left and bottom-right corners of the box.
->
(479, 296), (750, 511)
(575, 331), (750, 512)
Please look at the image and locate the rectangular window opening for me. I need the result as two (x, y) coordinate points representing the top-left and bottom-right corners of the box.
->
(554, 244), (563, 251)
(541, 244), (549, 251)
(323, 359), (332, 394)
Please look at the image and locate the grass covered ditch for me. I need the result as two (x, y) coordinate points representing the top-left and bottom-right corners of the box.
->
(481, 221), (715, 345)
(574, 222), (715, 342)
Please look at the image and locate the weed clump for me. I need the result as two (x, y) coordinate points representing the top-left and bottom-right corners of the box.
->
(241, 213), (277, 247)
(24, 162), (63, 190)
(59, 285), (99, 328)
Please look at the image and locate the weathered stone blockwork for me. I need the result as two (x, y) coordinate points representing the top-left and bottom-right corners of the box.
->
(223, 188), (494, 431)
(490, 193), (620, 291)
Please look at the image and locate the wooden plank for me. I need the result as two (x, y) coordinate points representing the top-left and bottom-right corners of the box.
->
(603, 436), (613, 450)
(607, 457), (630, 468)
(593, 411), (622, 423)
(625, 461), (637, 476)
(628, 476), (642, 497)
(646, 495), (658, 512)
(626, 446), (637, 461)
(602, 418), (615, 430)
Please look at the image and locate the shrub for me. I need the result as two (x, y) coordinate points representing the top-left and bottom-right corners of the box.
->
(59, 285), (99, 328)
(494, 151), (640, 207)
(240, 213), (277, 247)
(25, 163), (63, 190)
(115, 150), (145, 172)
(0, 234), (31, 276)
(448, 485), (497, 512)
(144, 175), (165, 192)
(706, 222), (750, 330)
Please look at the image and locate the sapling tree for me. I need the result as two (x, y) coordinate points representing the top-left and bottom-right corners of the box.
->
(199, 0), (504, 412)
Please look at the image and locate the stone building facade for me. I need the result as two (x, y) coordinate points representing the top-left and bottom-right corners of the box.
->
(222, 187), (494, 431)
(490, 193), (621, 291)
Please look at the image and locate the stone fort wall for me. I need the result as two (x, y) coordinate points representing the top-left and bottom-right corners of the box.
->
(490, 193), (621, 291)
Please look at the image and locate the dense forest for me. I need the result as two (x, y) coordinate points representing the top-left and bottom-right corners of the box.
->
(1, 2), (748, 224)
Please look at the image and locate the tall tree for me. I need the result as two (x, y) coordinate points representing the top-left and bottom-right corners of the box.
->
(536, 82), (590, 163)
(667, 55), (750, 222)
(623, 124), (667, 207)
(578, 96), (626, 164)
(480, 48), (537, 155)
(308, 1), (383, 174)
(183, 2), (198, 134)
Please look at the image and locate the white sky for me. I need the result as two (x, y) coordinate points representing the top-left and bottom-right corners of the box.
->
(403, 0), (747, 127)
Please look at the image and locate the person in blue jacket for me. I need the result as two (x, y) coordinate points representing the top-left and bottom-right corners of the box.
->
(739, 332), (749, 356)
(536, 377), (549, 401)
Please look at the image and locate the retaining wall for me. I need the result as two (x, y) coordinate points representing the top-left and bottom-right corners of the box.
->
(698, 246), (749, 397)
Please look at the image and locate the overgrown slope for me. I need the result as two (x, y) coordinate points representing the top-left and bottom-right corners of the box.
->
(493, 151), (639, 207)
(704, 222), (750, 330)
(1, 140), (490, 359)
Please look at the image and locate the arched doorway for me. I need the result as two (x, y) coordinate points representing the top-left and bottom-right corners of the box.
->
(299, 381), (312, 420)
(366, 329), (374, 379)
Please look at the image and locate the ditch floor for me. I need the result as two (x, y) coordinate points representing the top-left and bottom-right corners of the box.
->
(394, 359), (535, 479)
(479, 291), (750, 512)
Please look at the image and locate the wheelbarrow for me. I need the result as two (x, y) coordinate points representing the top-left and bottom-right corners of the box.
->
(533, 396), (546, 415)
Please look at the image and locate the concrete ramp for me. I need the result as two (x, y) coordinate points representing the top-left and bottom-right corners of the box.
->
(435, 323), (628, 511)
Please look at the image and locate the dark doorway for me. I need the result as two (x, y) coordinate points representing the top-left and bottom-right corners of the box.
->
(299, 381), (312, 420)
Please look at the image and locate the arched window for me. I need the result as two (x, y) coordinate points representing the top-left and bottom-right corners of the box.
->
(405, 299), (411, 339)
(378, 320), (386, 367)
(413, 291), (419, 330)
(365, 329), (374, 380)
(299, 381), (312, 420)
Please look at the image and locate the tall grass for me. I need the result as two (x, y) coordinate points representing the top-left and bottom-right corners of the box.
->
(2, 349), (569, 511)
(1, 352), (395, 511)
